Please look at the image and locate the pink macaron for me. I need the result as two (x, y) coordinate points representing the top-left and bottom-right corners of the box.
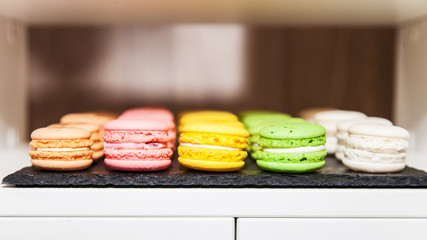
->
(120, 108), (174, 122)
(118, 108), (176, 148)
(103, 119), (173, 171)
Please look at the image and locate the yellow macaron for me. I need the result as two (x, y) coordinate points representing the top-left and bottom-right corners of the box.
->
(178, 123), (248, 172)
(179, 111), (238, 126)
(178, 119), (244, 133)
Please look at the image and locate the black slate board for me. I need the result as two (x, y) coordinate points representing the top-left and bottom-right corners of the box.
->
(3, 156), (427, 188)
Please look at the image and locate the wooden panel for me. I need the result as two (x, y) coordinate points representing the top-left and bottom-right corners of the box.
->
(28, 26), (247, 132)
(28, 27), (395, 134)
(247, 27), (395, 119)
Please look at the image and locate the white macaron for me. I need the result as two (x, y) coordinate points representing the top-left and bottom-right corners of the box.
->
(312, 110), (367, 154)
(342, 123), (410, 173)
(335, 117), (393, 160)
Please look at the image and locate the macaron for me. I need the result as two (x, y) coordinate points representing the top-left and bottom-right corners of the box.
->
(248, 118), (306, 157)
(121, 108), (174, 122)
(29, 127), (93, 171)
(60, 112), (117, 126)
(343, 123), (410, 173)
(178, 123), (249, 172)
(119, 112), (176, 149)
(49, 122), (104, 160)
(179, 111), (238, 126)
(241, 113), (291, 129)
(239, 110), (285, 121)
(178, 119), (244, 133)
(254, 122), (327, 173)
(335, 117), (393, 161)
(103, 119), (173, 171)
(311, 110), (367, 154)
(298, 107), (336, 122)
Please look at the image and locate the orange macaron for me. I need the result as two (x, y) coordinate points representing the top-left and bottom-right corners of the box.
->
(29, 127), (94, 171)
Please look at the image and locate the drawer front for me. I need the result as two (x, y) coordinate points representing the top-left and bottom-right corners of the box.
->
(0, 217), (234, 240)
(237, 218), (427, 240)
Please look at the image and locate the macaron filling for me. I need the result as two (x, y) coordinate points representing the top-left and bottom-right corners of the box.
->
(258, 136), (326, 148)
(263, 145), (326, 154)
(30, 139), (93, 148)
(104, 130), (169, 143)
(103, 142), (168, 149)
(178, 146), (247, 162)
(346, 134), (408, 153)
(36, 147), (90, 151)
(344, 148), (406, 163)
(255, 150), (327, 163)
(180, 133), (248, 149)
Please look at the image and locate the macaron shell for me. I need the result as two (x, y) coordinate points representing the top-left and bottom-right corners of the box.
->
(258, 136), (326, 149)
(260, 122), (326, 140)
(105, 159), (171, 171)
(60, 113), (116, 126)
(349, 123), (410, 139)
(180, 111), (238, 123)
(31, 159), (93, 171)
(61, 122), (101, 133)
(29, 149), (93, 161)
(248, 119), (305, 135)
(342, 158), (406, 173)
(337, 117), (392, 132)
(178, 157), (244, 172)
(178, 146), (247, 162)
(104, 130), (169, 143)
(104, 148), (173, 160)
(31, 127), (91, 140)
(243, 115), (292, 128)
(104, 119), (168, 131)
(257, 160), (325, 173)
(239, 110), (285, 119)
(91, 142), (104, 151)
(313, 110), (367, 122)
(179, 120), (244, 133)
(92, 150), (104, 159)
(179, 133), (248, 149)
(180, 123), (249, 137)
(254, 150), (327, 163)
(30, 139), (93, 149)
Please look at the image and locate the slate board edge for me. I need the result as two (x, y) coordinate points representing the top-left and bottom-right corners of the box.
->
(3, 156), (427, 188)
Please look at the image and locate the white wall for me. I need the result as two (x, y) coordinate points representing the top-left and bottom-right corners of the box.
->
(396, 19), (427, 169)
(0, 17), (27, 149)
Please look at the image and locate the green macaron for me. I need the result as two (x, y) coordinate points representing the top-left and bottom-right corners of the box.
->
(255, 121), (327, 173)
(241, 113), (291, 129)
(239, 111), (285, 121)
(248, 118), (306, 155)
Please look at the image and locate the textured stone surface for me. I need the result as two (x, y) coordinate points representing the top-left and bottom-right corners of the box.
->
(3, 156), (427, 187)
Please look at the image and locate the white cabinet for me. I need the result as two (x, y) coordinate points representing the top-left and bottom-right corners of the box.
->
(237, 218), (427, 240)
(0, 217), (235, 240)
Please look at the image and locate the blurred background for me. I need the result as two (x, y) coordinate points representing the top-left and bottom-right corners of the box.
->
(28, 25), (394, 132)
(0, 0), (426, 157)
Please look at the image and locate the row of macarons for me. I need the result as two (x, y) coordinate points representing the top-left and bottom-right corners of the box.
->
(29, 112), (118, 170)
(29, 108), (177, 171)
(242, 109), (410, 173)
(28, 108), (410, 174)
(299, 108), (410, 173)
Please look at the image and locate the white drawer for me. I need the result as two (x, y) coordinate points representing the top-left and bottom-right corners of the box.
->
(237, 218), (427, 240)
(0, 217), (234, 240)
